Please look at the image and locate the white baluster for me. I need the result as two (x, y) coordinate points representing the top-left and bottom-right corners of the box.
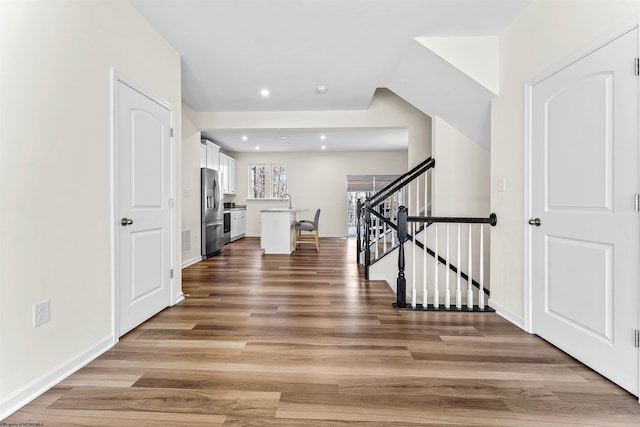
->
(423, 174), (428, 308)
(467, 224), (473, 310)
(456, 223), (461, 309)
(412, 222), (416, 309)
(445, 224), (450, 309)
(479, 224), (484, 310)
(433, 223), (439, 309)
(383, 217), (387, 252)
(422, 222), (427, 308)
(374, 216), (379, 259)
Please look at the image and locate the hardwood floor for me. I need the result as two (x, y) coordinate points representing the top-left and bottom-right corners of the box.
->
(5, 237), (640, 426)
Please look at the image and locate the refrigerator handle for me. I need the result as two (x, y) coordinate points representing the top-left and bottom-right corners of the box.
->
(213, 180), (219, 211)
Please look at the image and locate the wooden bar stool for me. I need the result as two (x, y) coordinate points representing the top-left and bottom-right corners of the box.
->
(294, 209), (321, 251)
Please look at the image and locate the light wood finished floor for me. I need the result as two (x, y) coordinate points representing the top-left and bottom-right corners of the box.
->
(5, 237), (640, 426)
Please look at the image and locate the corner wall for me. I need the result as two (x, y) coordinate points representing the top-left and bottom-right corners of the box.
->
(181, 104), (202, 267)
(0, 0), (181, 416)
(431, 116), (490, 217)
(491, 0), (640, 324)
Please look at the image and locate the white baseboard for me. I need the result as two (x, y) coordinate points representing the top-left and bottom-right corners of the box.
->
(181, 256), (201, 269)
(488, 298), (526, 331)
(173, 292), (185, 305)
(0, 335), (114, 420)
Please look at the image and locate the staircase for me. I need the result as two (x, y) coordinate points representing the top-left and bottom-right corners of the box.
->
(357, 157), (497, 311)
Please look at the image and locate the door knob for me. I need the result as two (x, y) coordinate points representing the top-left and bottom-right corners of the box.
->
(528, 218), (541, 226)
(120, 218), (134, 226)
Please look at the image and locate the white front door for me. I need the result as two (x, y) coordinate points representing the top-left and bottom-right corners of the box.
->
(530, 29), (639, 395)
(116, 79), (173, 337)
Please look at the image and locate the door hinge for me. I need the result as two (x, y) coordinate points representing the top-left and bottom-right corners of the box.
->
(170, 269), (174, 279)
(169, 198), (174, 208)
(170, 127), (174, 138)
(635, 194), (639, 212)
(635, 58), (639, 76)
(635, 330), (639, 348)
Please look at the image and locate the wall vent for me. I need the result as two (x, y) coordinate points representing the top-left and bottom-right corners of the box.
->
(181, 229), (191, 254)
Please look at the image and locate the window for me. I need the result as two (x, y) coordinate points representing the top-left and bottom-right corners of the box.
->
(248, 163), (288, 199)
(249, 164), (266, 199)
(271, 164), (288, 199)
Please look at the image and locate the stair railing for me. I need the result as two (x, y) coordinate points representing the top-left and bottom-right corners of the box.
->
(395, 206), (497, 311)
(357, 157), (435, 278)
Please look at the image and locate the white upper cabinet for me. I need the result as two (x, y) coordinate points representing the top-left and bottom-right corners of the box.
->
(219, 152), (237, 195)
(201, 139), (220, 171)
(228, 157), (237, 194)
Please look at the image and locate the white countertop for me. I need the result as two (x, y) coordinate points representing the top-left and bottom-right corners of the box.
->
(260, 208), (308, 213)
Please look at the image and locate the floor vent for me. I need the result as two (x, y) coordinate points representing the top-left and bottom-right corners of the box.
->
(182, 229), (191, 254)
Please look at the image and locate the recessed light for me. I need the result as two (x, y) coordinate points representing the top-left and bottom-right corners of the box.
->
(255, 146), (260, 150)
(260, 89), (270, 97)
(316, 85), (327, 94)
(242, 135), (248, 141)
(280, 136), (287, 139)
(320, 135), (326, 140)
(321, 145), (326, 150)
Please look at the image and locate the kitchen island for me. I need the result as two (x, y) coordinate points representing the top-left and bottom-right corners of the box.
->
(260, 208), (307, 254)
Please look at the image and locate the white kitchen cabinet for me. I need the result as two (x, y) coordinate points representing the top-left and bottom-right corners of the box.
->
(229, 209), (247, 240)
(238, 210), (245, 236)
(229, 209), (245, 241)
(220, 154), (229, 192)
(200, 143), (207, 168)
(230, 211), (238, 239)
(219, 153), (236, 195)
(201, 139), (220, 171)
(228, 157), (237, 194)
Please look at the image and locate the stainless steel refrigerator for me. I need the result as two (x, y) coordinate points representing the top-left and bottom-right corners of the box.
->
(201, 168), (224, 257)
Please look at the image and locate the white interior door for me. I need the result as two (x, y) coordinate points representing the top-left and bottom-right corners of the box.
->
(116, 79), (173, 337)
(530, 29), (639, 395)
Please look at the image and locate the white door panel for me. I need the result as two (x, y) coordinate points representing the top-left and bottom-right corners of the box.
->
(531, 29), (639, 395)
(117, 80), (172, 336)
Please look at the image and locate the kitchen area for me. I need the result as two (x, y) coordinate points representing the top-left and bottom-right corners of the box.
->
(200, 139), (245, 259)
(200, 138), (306, 257)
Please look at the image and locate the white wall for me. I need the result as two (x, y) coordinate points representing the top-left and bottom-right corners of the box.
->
(181, 104), (202, 267)
(491, 0), (640, 323)
(232, 151), (408, 238)
(432, 116), (490, 217)
(0, 0), (181, 416)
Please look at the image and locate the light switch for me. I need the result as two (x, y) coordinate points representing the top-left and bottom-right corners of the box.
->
(498, 177), (506, 193)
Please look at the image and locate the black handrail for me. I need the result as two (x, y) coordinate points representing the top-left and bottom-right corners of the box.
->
(370, 156), (433, 202)
(370, 158), (435, 206)
(407, 213), (497, 227)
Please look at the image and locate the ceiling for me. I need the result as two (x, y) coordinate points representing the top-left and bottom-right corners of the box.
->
(201, 127), (408, 153)
(130, 0), (531, 152)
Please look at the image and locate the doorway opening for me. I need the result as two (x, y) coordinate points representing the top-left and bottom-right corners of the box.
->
(346, 174), (400, 237)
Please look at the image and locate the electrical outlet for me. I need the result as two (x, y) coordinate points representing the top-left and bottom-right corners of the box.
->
(33, 300), (50, 327)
